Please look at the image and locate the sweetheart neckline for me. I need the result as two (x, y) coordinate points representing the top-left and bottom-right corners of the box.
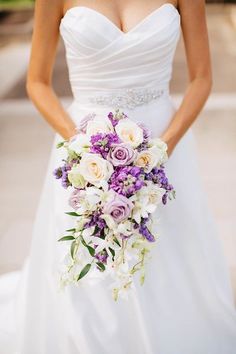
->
(60, 3), (179, 35)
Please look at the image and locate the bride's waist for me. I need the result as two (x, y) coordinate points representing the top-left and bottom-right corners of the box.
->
(71, 84), (170, 110)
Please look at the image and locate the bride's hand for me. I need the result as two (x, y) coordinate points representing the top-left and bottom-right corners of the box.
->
(160, 135), (176, 158)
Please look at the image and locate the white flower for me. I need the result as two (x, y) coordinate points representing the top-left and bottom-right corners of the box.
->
(148, 138), (168, 164)
(68, 134), (90, 154)
(78, 153), (114, 187)
(134, 146), (162, 172)
(115, 118), (143, 148)
(86, 115), (114, 137)
(81, 226), (96, 244)
(92, 232), (120, 254)
(68, 165), (87, 188)
(131, 183), (165, 224)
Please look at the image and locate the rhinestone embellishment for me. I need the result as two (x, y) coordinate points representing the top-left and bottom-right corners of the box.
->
(89, 88), (165, 109)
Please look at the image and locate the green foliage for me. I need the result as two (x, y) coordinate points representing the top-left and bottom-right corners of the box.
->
(0, 0), (34, 10)
(77, 264), (92, 281)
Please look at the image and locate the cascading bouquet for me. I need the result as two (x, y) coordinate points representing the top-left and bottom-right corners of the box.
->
(53, 109), (175, 300)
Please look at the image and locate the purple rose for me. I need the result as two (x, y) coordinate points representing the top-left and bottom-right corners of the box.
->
(103, 192), (133, 223)
(76, 113), (96, 134)
(68, 189), (85, 210)
(107, 143), (137, 166)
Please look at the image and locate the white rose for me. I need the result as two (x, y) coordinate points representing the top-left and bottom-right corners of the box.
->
(115, 118), (143, 148)
(134, 146), (161, 172)
(149, 138), (168, 164)
(78, 153), (114, 186)
(68, 134), (90, 154)
(86, 115), (114, 137)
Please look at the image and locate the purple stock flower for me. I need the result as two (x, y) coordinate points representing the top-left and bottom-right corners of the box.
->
(84, 211), (106, 232)
(53, 163), (72, 188)
(90, 133), (120, 158)
(53, 167), (63, 179)
(137, 122), (151, 141)
(109, 166), (145, 197)
(94, 249), (109, 264)
(108, 110), (128, 127)
(145, 166), (174, 204)
(138, 218), (155, 242)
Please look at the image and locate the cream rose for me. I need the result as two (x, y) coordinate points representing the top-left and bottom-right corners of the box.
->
(115, 118), (143, 148)
(134, 146), (161, 172)
(78, 153), (114, 186)
(86, 115), (114, 137)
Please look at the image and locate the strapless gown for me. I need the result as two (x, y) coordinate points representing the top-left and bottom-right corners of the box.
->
(0, 4), (236, 354)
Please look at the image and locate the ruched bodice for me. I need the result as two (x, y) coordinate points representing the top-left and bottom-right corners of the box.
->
(59, 4), (180, 100)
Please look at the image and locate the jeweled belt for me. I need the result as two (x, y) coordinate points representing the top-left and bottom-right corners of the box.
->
(72, 86), (169, 110)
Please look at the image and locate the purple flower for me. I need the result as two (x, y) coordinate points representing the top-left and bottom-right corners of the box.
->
(68, 189), (85, 210)
(108, 110), (128, 127)
(94, 249), (109, 264)
(109, 166), (145, 197)
(53, 163), (72, 188)
(138, 218), (155, 242)
(84, 211), (106, 231)
(53, 167), (63, 179)
(145, 166), (174, 204)
(137, 122), (151, 141)
(76, 113), (96, 134)
(103, 192), (133, 223)
(90, 133), (120, 158)
(107, 143), (137, 166)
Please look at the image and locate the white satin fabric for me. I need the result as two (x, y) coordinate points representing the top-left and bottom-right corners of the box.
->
(1, 4), (236, 354)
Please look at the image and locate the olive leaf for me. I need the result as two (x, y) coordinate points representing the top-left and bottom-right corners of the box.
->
(77, 263), (92, 281)
(58, 235), (75, 242)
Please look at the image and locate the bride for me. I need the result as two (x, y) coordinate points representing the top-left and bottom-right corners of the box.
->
(1, 0), (236, 353)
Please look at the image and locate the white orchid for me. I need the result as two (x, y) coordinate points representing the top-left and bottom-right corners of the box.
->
(130, 183), (165, 223)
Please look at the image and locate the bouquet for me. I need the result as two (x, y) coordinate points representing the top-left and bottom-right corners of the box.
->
(53, 109), (175, 300)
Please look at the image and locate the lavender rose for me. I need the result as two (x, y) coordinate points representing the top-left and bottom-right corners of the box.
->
(103, 192), (133, 223)
(107, 143), (137, 166)
(68, 189), (85, 210)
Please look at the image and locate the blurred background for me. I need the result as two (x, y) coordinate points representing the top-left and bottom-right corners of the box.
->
(0, 1), (235, 301)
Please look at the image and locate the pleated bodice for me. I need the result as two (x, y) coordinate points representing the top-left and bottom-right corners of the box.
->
(59, 4), (180, 100)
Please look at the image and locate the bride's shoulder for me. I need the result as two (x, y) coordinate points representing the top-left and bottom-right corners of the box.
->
(177, 0), (206, 16)
(34, 0), (65, 22)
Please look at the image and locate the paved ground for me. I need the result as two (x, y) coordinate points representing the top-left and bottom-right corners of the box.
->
(0, 4), (235, 300)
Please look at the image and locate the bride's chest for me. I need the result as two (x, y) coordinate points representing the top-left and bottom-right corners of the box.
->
(59, 5), (180, 57)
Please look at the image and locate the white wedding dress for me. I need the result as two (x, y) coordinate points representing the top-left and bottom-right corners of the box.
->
(1, 4), (236, 354)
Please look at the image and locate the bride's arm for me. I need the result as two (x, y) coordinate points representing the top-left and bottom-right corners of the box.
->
(26, 0), (76, 140)
(161, 0), (212, 156)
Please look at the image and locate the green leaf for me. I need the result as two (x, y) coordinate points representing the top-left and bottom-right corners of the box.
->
(66, 228), (76, 232)
(70, 240), (77, 259)
(108, 247), (115, 257)
(77, 263), (92, 281)
(113, 237), (121, 247)
(58, 235), (75, 242)
(92, 225), (100, 235)
(81, 238), (95, 257)
(96, 262), (106, 271)
(56, 141), (65, 149)
(65, 211), (81, 217)
(86, 245), (95, 257)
